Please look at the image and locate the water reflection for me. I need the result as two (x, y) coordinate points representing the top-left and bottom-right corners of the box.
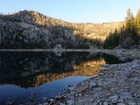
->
(0, 52), (121, 104)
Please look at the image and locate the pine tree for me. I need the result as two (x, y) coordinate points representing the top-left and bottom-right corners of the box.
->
(104, 29), (119, 49)
(125, 8), (134, 30)
(134, 9), (140, 45)
(135, 9), (140, 30)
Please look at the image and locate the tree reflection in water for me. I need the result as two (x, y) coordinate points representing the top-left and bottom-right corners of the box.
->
(0, 52), (122, 104)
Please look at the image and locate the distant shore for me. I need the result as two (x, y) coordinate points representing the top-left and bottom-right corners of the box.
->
(0, 49), (99, 52)
(0, 49), (139, 60)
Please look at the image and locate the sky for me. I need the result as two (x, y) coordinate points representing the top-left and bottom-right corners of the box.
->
(0, 0), (140, 23)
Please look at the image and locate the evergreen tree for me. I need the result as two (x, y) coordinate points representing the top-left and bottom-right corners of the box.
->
(134, 9), (140, 30)
(104, 8), (140, 49)
(121, 8), (139, 48)
(104, 29), (119, 49)
(125, 8), (134, 30)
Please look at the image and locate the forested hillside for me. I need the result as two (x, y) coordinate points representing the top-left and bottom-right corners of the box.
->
(104, 8), (140, 49)
(0, 9), (139, 49)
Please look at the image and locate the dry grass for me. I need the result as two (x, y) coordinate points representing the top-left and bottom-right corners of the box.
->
(74, 22), (125, 41)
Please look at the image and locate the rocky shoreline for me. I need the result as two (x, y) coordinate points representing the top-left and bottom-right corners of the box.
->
(104, 49), (140, 61)
(39, 49), (140, 105)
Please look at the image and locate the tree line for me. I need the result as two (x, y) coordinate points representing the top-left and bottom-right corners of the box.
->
(104, 8), (140, 49)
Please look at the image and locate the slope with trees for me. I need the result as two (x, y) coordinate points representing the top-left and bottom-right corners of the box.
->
(104, 8), (140, 49)
(1, 9), (139, 49)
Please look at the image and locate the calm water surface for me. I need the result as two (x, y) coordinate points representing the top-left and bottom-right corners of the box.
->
(0, 52), (122, 105)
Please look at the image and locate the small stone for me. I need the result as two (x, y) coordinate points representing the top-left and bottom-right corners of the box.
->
(103, 102), (108, 105)
(121, 92), (132, 99)
(117, 103), (125, 105)
(49, 99), (55, 103)
(75, 82), (88, 93)
(77, 100), (84, 103)
(89, 99), (93, 102)
(109, 95), (118, 103)
(78, 93), (82, 96)
(43, 103), (49, 105)
(69, 86), (76, 91)
(128, 101), (136, 105)
(67, 100), (74, 105)
(59, 103), (65, 105)
(55, 95), (62, 99)
(92, 75), (98, 78)
(89, 82), (96, 89)
(118, 98), (123, 103)
(131, 63), (140, 68)
(94, 93), (101, 98)
(92, 102), (98, 105)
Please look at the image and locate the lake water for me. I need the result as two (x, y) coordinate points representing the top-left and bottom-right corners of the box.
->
(0, 52), (122, 105)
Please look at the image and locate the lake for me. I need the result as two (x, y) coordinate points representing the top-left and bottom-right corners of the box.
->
(0, 52), (122, 105)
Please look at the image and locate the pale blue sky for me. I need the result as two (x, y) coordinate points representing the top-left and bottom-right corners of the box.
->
(0, 0), (140, 23)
